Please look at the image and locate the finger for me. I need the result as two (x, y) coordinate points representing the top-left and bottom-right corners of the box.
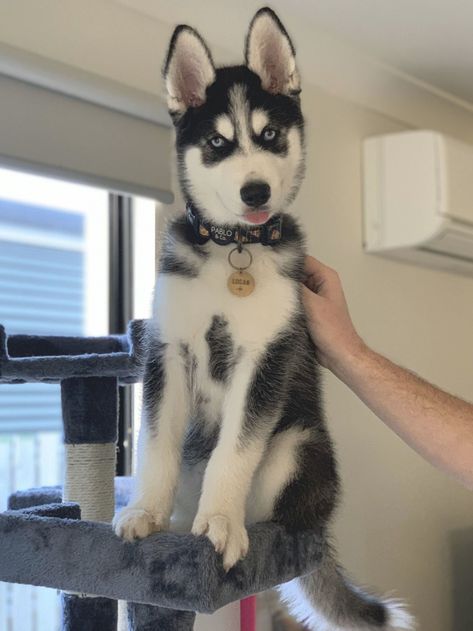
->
(301, 283), (323, 306)
(304, 255), (339, 277)
(303, 256), (332, 293)
(304, 255), (326, 276)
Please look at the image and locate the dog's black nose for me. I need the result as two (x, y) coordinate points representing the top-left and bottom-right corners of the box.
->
(240, 181), (271, 207)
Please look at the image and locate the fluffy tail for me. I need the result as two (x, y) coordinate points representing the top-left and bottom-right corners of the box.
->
(278, 542), (415, 631)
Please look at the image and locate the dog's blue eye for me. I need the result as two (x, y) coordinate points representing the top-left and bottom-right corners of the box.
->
(210, 136), (226, 148)
(262, 127), (277, 142)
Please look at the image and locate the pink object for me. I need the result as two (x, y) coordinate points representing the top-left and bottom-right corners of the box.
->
(240, 596), (256, 631)
(243, 209), (270, 224)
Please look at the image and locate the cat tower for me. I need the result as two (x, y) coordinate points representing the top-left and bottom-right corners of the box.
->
(0, 320), (323, 630)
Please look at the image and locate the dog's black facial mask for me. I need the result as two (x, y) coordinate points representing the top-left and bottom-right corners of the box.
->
(163, 8), (305, 225)
(176, 66), (303, 160)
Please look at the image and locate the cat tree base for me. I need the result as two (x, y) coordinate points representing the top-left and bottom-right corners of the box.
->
(1, 484), (323, 630)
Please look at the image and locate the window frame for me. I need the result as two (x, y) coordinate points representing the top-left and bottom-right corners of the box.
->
(109, 194), (134, 477)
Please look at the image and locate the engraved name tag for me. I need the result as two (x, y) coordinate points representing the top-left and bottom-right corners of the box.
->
(227, 271), (255, 297)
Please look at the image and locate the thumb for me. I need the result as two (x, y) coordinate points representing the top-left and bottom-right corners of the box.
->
(301, 284), (323, 308)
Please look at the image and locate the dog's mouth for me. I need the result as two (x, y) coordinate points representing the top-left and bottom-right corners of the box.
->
(241, 207), (271, 225)
(216, 192), (271, 226)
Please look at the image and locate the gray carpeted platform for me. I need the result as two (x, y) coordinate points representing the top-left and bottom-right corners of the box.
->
(1, 491), (323, 612)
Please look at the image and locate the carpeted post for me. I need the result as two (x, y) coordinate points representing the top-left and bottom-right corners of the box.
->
(62, 594), (118, 631)
(60, 376), (119, 630)
(127, 602), (196, 631)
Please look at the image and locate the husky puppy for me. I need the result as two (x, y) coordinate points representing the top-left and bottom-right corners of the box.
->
(114, 8), (414, 630)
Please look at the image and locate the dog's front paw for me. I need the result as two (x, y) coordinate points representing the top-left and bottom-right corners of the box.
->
(192, 513), (249, 571)
(113, 506), (168, 541)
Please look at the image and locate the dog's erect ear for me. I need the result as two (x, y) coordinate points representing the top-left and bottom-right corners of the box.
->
(163, 25), (216, 116)
(245, 7), (300, 96)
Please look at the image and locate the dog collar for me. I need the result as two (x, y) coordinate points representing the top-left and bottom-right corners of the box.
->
(186, 203), (283, 247)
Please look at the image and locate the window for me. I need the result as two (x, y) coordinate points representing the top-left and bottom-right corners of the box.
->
(0, 168), (109, 631)
(131, 198), (157, 466)
(0, 168), (110, 497)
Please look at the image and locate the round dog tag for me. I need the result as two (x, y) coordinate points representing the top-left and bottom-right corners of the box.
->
(227, 270), (255, 297)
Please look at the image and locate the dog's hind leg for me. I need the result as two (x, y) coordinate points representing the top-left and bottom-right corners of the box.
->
(273, 443), (414, 631)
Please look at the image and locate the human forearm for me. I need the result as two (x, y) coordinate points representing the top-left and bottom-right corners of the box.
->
(334, 344), (473, 490)
(302, 255), (473, 488)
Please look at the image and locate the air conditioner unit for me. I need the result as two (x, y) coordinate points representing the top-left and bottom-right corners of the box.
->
(363, 130), (473, 276)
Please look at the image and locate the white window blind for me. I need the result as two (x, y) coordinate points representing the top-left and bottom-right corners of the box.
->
(0, 45), (174, 203)
(0, 202), (83, 434)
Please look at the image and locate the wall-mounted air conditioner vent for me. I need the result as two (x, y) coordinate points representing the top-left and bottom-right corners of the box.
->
(363, 130), (473, 276)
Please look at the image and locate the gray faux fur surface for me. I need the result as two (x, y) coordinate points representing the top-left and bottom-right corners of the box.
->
(0, 320), (147, 385)
(127, 603), (196, 631)
(62, 594), (117, 631)
(8, 477), (133, 511)
(0, 504), (323, 613)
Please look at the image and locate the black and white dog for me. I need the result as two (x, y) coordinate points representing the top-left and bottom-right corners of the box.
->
(114, 8), (414, 630)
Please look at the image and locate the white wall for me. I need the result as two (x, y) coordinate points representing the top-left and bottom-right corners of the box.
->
(298, 83), (473, 631)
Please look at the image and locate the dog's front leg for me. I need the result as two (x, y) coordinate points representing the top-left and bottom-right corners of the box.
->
(113, 342), (189, 540)
(192, 356), (272, 570)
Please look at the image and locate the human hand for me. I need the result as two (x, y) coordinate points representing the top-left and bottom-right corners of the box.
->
(302, 256), (366, 373)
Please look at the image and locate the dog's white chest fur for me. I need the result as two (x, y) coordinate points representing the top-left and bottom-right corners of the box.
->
(154, 243), (298, 365)
(151, 242), (301, 531)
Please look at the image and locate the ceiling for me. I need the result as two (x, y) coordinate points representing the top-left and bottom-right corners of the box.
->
(289, 0), (473, 104)
(112, 0), (473, 105)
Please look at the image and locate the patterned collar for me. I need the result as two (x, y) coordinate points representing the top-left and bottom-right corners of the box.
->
(186, 203), (283, 247)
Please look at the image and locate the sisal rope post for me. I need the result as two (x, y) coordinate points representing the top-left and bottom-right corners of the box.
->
(60, 376), (119, 630)
(64, 443), (116, 522)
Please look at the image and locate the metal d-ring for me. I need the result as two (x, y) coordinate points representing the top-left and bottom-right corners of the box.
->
(228, 246), (252, 271)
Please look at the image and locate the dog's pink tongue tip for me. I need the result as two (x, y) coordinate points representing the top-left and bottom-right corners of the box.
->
(244, 210), (270, 225)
